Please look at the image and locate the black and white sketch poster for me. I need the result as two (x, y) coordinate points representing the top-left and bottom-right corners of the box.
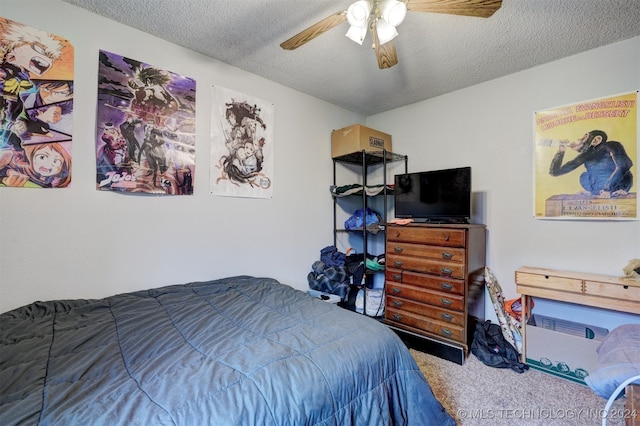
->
(210, 86), (273, 198)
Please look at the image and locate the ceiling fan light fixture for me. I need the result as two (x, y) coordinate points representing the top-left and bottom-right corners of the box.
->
(346, 1), (372, 28)
(375, 18), (398, 45)
(281, 0), (503, 69)
(379, 0), (407, 27)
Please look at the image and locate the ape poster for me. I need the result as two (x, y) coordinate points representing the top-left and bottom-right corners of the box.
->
(210, 85), (273, 198)
(95, 50), (196, 194)
(534, 92), (637, 220)
(0, 17), (74, 188)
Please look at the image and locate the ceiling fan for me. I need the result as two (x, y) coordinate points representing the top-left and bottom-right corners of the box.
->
(280, 0), (502, 69)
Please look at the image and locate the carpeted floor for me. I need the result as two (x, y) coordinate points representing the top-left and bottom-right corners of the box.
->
(411, 349), (628, 426)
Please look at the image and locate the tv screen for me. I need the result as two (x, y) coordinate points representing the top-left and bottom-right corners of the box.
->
(394, 167), (471, 223)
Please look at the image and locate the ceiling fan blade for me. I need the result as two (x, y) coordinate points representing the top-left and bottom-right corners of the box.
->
(406, 0), (502, 18)
(280, 11), (347, 50)
(371, 24), (399, 69)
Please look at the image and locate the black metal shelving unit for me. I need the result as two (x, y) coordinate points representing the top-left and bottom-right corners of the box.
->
(331, 149), (407, 316)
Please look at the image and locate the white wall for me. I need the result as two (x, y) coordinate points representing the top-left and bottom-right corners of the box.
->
(0, 1), (364, 312)
(2, 2), (639, 329)
(367, 37), (640, 327)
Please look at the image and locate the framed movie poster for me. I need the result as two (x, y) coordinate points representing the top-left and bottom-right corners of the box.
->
(0, 18), (74, 188)
(95, 50), (196, 194)
(534, 92), (638, 220)
(210, 85), (274, 198)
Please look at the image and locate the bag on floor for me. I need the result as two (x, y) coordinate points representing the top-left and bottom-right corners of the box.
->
(471, 320), (529, 373)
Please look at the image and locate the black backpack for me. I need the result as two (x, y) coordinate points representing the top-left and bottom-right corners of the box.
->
(471, 320), (529, 373)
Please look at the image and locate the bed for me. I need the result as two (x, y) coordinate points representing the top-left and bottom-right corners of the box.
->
(0, 276), (454, 425)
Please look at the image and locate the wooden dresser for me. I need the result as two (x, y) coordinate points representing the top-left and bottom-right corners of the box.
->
(384, 223), (486, 364)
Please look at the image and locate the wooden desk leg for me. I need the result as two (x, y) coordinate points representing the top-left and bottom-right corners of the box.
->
(520, 294), (528, 364)
(627, 384), (639, 426)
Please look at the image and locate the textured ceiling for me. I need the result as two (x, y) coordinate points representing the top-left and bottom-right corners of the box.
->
(60, 0), (640, 116)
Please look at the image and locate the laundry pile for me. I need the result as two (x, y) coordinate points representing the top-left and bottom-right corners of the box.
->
(344, 207), (384, 234)
(307, 246), (385, 312)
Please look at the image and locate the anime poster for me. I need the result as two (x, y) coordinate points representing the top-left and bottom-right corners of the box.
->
(210, 85), (273, 198)
(534, 92), (638, 220)
(0, 17), (74, 188)
(96, 50), (196, 194)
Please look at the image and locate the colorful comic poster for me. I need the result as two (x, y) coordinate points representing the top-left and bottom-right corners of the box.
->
(210, 85), (273, 198)
(0, 18), (74, 188)
(96, 50), (196, 194)
(534, 92), (638, 220)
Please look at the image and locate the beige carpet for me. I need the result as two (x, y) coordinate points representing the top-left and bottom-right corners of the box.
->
(411, 349), (628, 426)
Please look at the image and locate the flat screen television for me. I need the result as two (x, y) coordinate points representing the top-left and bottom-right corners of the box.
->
(394, 167), (471, 223)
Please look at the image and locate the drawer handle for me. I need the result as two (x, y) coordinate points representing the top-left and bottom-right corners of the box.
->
(440, 328), (453, 336)
(393, 260), (403, 267)
(443, 235), (450, 241)
(392, 313), (403, 321)
(440, 298), (453, 306)
(394, 247), (404, 253)
(392, 273), (402, 280)
(439, 282), (453, 290)
(441, 313), (454, 321)
(441, 252), (453, 260)
(391, 287), (402, 294)
(440, 267), (454, 276)
(392, 300), (404, 307)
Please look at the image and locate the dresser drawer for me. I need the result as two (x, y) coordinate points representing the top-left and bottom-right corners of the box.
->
(583, 280), (640, 301)
(387, 227), (466, 248)
(387, 241), (465, 263)
(387, 295), (464, 326)
(402, 270), (465, 295)
(515, 270), (584, 293)
(386, 307), (464, 342)
(386, 283), (465, 311)
(386, 268), (465, 295)
(387, 254), (465, 279)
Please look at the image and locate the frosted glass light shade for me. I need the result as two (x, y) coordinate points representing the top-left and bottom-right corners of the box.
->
(376, 19), (398, 45)
(346, 25), (368, 45)
(379, 0), (407, 27)
(347, 1), (372, 27)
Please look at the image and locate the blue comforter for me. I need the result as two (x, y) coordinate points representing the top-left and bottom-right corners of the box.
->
(0, 276), (454, 425)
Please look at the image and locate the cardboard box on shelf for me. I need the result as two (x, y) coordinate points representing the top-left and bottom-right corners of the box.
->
(525, 322), (601, 386)
(331, 124), (392, 158)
